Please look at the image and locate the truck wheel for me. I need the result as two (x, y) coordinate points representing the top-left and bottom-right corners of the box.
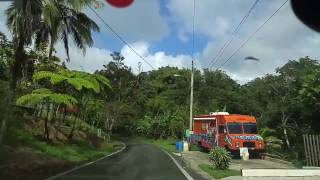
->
(226, 147), (240, 159)
(197, 142), (203, 152)
(250, 151), (262, 159)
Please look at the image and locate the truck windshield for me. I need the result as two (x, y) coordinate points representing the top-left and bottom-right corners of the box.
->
(243, 123), (257, 134)
(227, 123), (243, 134)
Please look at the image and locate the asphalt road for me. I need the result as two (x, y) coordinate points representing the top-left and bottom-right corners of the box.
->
(55, 143), (188, 180)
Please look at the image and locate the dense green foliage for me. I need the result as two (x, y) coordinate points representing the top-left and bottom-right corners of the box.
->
(209, 147), (232, 169)
(94, 54), (320, 162)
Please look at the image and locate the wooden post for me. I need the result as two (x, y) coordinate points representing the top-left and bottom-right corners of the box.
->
(303, 134), (310, 166)
(308, 134), (315, 166)
(311, 135), (317, 166)
(316, 135), (320, 167)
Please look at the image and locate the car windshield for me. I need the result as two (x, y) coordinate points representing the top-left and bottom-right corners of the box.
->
(227, 123), (243, 134)
(243, 123), (257, 134)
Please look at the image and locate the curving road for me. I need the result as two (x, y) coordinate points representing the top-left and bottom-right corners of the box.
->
(54, 143), (188, 180)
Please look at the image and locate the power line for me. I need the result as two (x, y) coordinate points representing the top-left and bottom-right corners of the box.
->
(208, 0), (260, 70)
(192, 0), (196, 61)
(88, 6), (156, 70)
(189, 0), (196, 131)
(215, 0), (289, 71)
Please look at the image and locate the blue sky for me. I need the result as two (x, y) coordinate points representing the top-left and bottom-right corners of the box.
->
(1, 0), (320, 84)
(87, 0), (207, 56)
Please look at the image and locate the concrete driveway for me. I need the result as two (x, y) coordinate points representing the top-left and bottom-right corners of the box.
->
(182, 151), (294, 171)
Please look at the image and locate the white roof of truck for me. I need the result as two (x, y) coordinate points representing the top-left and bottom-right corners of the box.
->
(209, 112), (229, 115)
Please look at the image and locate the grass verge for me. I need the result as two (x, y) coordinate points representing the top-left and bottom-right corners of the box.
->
(134, 137), (204, 153)
(199, 164), (241, 179)
(134, 137), (177, 152)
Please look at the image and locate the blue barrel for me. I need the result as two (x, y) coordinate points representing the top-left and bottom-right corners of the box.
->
(176, 141), (183, 152)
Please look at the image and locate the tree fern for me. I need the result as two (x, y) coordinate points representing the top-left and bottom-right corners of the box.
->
(70, 71), (102, 91)
(16, 93), (47, 106)
(33, 71), (66, 84)
(67, 77), (100, 93)
(16, 91), (77, 107)
(33, 70), (111, 94)
(58, 69), (76, 78)
(93, 73), (112, 89)
(32, 88), (53, 94)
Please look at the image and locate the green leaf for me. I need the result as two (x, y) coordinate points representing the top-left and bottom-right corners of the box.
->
(33, 71), (66, 84)
(32, 88), (53, 94)
(16, 92), (78, 107)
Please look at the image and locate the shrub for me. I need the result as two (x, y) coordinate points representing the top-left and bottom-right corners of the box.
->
(209, 147), (231, 169)
(259, 127), (283, 153)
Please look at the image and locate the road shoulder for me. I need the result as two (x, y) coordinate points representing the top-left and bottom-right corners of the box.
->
(168, 151), (210, 180)
(46, 142), (126, 180)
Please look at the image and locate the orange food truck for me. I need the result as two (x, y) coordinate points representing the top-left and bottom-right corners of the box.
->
(191, 112), (265, 155)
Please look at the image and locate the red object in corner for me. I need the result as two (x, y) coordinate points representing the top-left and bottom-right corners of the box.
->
(106, 0), (134, 8)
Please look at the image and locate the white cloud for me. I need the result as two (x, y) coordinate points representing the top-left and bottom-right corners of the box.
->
(168, 0), (320, 83)
(0, 2), (11, 37)
(86, 0), (169, 42)
(55, 43), (112, 73)
(167, 0), (251, 39)
(56, 41), (192, 74)
(121, 41), (192, 72)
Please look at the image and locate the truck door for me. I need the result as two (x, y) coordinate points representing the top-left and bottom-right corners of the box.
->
(218, 125), (227, 147)
(207, 121), (216, 147)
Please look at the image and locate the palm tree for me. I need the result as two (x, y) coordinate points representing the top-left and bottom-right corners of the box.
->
(6, 0), (100, 88)
(0, 0), (42, 146)
(37, 0), (100, 60)
(6, 0), (42, 88)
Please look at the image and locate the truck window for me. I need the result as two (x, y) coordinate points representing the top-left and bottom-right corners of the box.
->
(243, 123), (258, 134)
(201, 123), (206, 130)
(227, 123), (243, 134)
(218, 125), (225, 134)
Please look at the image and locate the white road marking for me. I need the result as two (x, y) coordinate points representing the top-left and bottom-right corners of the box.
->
(162, 149), (194, 180)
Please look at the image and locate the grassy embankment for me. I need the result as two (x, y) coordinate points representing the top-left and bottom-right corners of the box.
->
(0, 118), (123, 179)
(5, 128), (120, 161)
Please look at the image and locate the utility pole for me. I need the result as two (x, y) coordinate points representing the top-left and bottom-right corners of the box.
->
(189, 60), (194, 131)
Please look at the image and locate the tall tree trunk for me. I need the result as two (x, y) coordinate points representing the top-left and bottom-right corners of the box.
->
(62, 106), (67, 123)
(0, 115), (7, 145)
(44, 118), (50, 140)
(283, 127), (290, 148)
(37, 103), (44, 119)
(53, 105), (60, 140)
(44, 103), (51, 140)
(0, 40), (25, 146)
(281, 111), (290, 148)
(10, 40), (25, 89)
(68, 114), (78, 140)
(0, 87), (13, 146)
(105, 117), (115, 141)
(48, 36), (54, 60)
(118, 77), (121, 102)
